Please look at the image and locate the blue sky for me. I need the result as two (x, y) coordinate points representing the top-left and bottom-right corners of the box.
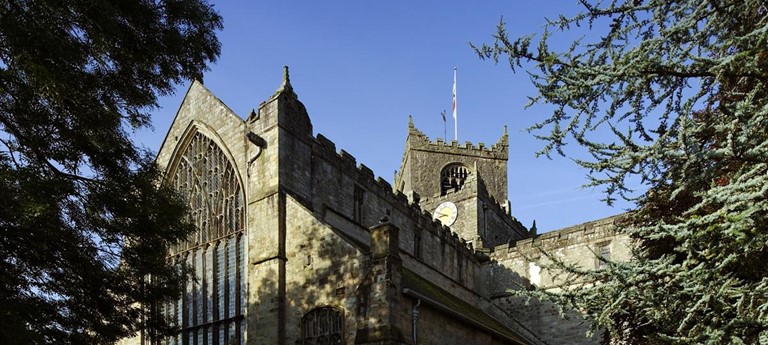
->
(139, 1), (635, 232)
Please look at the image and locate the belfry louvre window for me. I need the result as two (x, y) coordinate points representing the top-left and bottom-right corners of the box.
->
(161, 131), (246, 345)
(440, 163), (470, 195)
(301, 307), (343, 345)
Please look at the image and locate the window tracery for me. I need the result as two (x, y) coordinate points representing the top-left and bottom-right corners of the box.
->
(161, 131), (246, 345)
(301, 307), (344, 345)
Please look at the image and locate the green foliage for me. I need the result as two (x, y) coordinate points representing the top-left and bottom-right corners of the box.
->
(476, 0), (768, 343)
(0, 1), (221, 344)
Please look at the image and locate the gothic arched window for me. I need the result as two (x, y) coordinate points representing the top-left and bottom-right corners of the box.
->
(301, 307), (343, 345)
(440, 163), (470, 195)
(161, 131), (246, 345)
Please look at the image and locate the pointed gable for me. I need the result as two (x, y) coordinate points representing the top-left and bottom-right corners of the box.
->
(155, 80), (249, 190)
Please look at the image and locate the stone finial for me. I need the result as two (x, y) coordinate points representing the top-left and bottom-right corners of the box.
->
(273, 65), (298, 99)
(494, 125), (509, 151)
(530, 220), (538, 237)
(406, 115), (428, 139)
(500, 127), (509, 140)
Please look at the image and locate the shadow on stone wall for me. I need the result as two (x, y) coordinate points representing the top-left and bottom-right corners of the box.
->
(247, 208), (606, 345)
(484, 257), (602, 345)
(248, 206), (369, 345)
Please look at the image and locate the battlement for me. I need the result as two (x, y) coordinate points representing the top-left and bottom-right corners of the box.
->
(396, 117), (510, 203)
(158, 69), (629, 345)
(406, 119), (508, 160)
(310, 133), (479, 259)
(490, 214), (627, 260)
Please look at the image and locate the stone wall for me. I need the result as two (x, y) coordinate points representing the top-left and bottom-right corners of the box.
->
(484, 215), (632, 345)
(307, 131), (482, 292)
(488, 215), (631, 292)
(156, 81), (250, 193)
(141, 74), (633, 345)
(405, 302), (514, 345)
(283, 196), (365, 344)
(241, 74), (534, 343)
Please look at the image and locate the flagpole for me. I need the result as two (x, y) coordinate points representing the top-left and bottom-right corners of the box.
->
(452, 66), (458, 141)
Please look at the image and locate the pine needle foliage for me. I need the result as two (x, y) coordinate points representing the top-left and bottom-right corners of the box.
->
(475, 0), (768, 344)
(0, 1), (222, 344)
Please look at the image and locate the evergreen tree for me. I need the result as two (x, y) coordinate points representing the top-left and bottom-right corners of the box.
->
(475, 0), (768, 343)
(0, 1), (221, 344)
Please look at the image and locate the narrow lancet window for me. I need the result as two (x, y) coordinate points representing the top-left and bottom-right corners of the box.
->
(353, 185), (365, 223)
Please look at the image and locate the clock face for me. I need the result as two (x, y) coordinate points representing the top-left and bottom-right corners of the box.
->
(433, 201), (458, 226)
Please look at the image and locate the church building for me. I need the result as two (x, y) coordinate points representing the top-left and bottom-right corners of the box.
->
(125, 67), (629, 345)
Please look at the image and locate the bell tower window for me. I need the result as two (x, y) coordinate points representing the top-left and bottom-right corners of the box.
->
(440, 163), (470, 195)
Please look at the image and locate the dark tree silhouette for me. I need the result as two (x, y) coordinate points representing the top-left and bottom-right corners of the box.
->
(475, 0), (768, 343)
(0, 1), (222, 344)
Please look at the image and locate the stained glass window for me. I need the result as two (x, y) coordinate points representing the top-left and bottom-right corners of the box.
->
(302, 307), (343, 345)
(217, 242), (226, 321)
(227, 237), (236, 319)
(160, 131), (246, 345)
(205, 247), (214, 323)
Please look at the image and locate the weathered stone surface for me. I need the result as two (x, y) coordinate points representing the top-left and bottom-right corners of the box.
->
(486, 215), (631, 345)
(122, 71), (629, 345)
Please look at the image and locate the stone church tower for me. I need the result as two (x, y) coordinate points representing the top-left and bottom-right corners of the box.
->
(394, 118), (527, 249)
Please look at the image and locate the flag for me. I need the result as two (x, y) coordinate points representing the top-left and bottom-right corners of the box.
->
(441, 110), (446, 122)
(452, 67), (457, 121)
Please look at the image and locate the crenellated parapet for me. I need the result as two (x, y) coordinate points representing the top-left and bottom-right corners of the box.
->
(396, 118), (510, 203)
(156, 69), (565, 345)
(405, 118), (508, 160)
(490, 214), (628, 262)
(310, 132), (480, 263)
